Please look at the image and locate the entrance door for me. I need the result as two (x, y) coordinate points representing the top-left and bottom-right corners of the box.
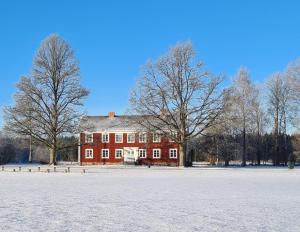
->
(124, 147), (138, 163)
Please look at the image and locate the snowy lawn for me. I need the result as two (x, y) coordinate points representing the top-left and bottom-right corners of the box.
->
(1, 167), (300, 232)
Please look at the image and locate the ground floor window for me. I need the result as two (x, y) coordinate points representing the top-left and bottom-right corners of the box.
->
(169, 149), (177, 159)
(101, 149), (109, 159)
(85, 149), (93, 159)
(153, 149), (161, 159)
(115, 149), (123, 159)
(139, 149), (147, 158)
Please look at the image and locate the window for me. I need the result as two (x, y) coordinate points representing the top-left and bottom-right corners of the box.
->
(127, 133), (135, 143)
(115, 133), (123, 143)
(169, 149), (177, 159)
(85, 149), (93, 159)
(153, 133), (161, 143)
(139, 149), (147, 158)
(101, 149), (109, 159)
(102, 133), (109, 143)
(139, 133), (147, 143)
(115, 149), (123, 159)
(169, 132), (177, 142)
(153, 149), (161, 159)
(85, 133), (93, 143)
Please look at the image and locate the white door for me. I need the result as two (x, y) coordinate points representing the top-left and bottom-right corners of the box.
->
(124, 147), (138, 163)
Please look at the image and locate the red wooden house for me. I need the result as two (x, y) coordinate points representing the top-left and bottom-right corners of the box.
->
(79, 112), (179, 166)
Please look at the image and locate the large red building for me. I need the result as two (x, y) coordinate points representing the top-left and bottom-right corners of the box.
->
(79, 112), (179, 166)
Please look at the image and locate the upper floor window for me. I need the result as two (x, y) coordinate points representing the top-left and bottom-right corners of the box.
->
(115, 149), (123, 159)
(127, 133), (135, 143)
(101, 149), (109, 159)
(169, 132), (177, 142)
(139, 132), (147, 143)
(102, 133), (109, 143)
(139, 149), (147, 158)
(85, 133), (93, 143)
(115, 133), (123, 143)
(169, 149), (177, 159)
(85, 149), (93, 159)
(153, 149), (161, 159)
(153, 133), (161, 143)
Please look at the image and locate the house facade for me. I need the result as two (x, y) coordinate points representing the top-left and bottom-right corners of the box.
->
(79, 112), (179, 166)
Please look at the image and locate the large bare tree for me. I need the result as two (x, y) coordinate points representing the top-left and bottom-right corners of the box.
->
(226, 68), (259, 166)
(130, 41), (224, 166)
(4, 34), (89, 164)
(267, 73), (293, 164)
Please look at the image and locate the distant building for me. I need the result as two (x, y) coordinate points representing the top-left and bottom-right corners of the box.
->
(79, 112), (179, 166)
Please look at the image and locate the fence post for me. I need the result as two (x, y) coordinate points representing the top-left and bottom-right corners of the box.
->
(1, 166), (4, 171)
(67, 167), (70, 173)
(47, 169), (50, 173)
(82, 169), (85, 174)
(38, 167), (40, 172)
(19, 166), (21, 172)
(29, 169), (31, 172)
(54, 167), (56, 172)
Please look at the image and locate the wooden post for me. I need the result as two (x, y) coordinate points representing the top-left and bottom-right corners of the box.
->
(1, 166), (4, 171)
(29, 169), (31, 172)
(67, 167), (70, 173)
(38, 167), (40, 172)
(54, 167), (56, 172)
(47, 169), (50, 173)
(13, 169), (16, 172)
(82, 169), (85, 174)
(19, 167), (21, 172)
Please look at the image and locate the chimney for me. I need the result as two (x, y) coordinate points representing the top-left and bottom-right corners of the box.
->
(108, 112), (115, 119)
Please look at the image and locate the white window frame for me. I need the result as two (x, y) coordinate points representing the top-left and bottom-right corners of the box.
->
(169, 149), (177, 159)
(138, 149), (147, 158)
(101, 149), (109, 159)
(127, 133), (135, 143)
(102, 133), (109, 143)
(153, 133), (161, 143)
(85, 133), (93, 143)
(85, 149), (93, 159)
(169, 132), (177, 142)
(153, 149), (161, 159)
(115, 133), (123, 143)
(139, 132), (147, 143)
(115, 149), (123, 159)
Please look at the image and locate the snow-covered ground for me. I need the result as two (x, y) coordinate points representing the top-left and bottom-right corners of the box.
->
(1, 167), (300, 232)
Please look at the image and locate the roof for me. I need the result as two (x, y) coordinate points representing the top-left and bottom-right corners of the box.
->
(80, 115), (152, 132)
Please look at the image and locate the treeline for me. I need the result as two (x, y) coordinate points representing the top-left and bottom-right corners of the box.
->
(192, 134), (300, 166)
(0, 135), (78, 165)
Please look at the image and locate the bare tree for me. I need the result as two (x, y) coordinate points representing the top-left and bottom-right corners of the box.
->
(267, 73), (293, 164)
(286, 59), (300, 129)
(252, 87), (266, 165)
(130, 41), (224, 166)
(226, 68), (258, 166)
(4, 34), (89, 164)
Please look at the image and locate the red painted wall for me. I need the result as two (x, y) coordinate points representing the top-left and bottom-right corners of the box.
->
(80, 132), (179, 166)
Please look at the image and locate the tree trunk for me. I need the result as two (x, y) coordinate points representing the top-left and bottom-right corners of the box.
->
(49, 147), (56, 165)
(241, 127), (246, 166)
(179, 143), (186, 167)
(256, 133), (261, 165)
(28, 135), (32, 163)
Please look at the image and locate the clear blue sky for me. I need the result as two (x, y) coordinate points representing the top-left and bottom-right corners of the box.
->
(1, 0), (300, 127)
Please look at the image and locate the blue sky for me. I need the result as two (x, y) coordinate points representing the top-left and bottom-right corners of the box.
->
(1, 0), (300, 127)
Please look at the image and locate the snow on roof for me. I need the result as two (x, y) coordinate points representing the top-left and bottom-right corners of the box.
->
(80, 115), (153, 132)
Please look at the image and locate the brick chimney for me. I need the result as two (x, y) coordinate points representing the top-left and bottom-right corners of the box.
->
(108, 112), (115, 119)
